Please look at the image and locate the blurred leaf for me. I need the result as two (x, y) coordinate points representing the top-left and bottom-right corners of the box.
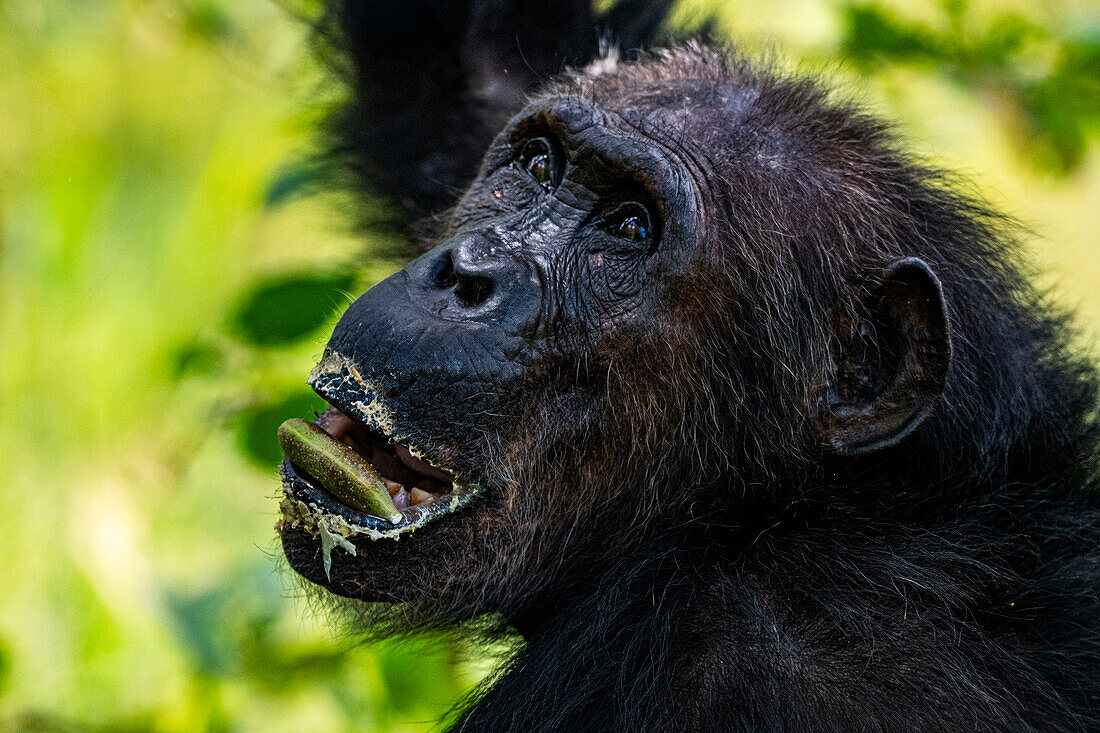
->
(377, 639), (460, 715)
(163, 563), (285, 678)
(169, 338), (225, 380)
(841, 5), (939, 63)
(230, 270), (355, 347)
(975, 15), (1032, 61)
(235, 389), (327, 468)
(264, 161), (326, 210)
(164, 588), (237, 676)
(181, 1), (242, 44)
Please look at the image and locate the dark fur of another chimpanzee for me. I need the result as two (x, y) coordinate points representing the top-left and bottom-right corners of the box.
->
(312, 0), (682, 236)
(289, 1), (1100, 730)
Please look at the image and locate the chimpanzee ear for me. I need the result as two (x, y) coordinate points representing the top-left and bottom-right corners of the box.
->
(818, 258), (952, 455)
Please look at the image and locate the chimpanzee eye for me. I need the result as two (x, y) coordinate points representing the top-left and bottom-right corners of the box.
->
(608, 203), (653, 244)
(518, 137), (559, 189)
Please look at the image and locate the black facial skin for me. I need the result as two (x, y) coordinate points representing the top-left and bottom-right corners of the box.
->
(311, 94), (694, 477)
(279, 2), (1100, 731)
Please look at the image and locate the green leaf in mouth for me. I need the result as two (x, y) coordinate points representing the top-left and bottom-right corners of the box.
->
(277, 418), (402, 524)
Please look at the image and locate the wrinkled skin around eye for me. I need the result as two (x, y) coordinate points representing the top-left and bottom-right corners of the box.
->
(445, 103), (701, 350)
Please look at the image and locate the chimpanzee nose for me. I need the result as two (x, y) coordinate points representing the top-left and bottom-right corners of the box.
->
(432, 239), (496, 309)
(404, 231), (542, 331)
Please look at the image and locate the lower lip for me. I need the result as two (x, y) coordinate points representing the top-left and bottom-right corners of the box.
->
(279, 458), (482, 539)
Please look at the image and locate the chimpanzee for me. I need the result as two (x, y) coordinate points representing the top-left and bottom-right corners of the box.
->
(276, 1), (1100, 730)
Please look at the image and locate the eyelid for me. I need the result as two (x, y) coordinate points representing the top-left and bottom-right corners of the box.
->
(604, 202), (656, 242)
(607, 202), (650, 226)
(516, 136), (563, 188)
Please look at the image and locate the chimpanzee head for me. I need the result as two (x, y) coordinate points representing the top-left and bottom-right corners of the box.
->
(280, 46), (967, 623)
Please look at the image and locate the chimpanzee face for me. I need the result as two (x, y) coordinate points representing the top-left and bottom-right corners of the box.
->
(279, 80), (949, 610)
(280, 92), (708, 561)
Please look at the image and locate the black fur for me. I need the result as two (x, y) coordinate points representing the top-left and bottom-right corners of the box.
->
(313, 0), (676, 234)
(290, 3), (1100, 730)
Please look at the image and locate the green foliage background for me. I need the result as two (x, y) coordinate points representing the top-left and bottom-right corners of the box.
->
(0, 0), (1096, 730)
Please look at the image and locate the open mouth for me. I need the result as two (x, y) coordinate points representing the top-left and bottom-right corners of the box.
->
(277, 358), (480, 546)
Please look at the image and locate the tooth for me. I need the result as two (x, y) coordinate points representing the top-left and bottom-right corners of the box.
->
(380, 477), (403, 497)
(278, 418), (403, 524)
(409, 488), (432, 505)
(393, 488), (410, 511)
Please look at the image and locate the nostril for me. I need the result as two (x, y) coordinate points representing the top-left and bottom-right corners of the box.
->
(433, 251), (458, 290)
(430, 248), (495, 308)
(453, 274), (494, 308)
